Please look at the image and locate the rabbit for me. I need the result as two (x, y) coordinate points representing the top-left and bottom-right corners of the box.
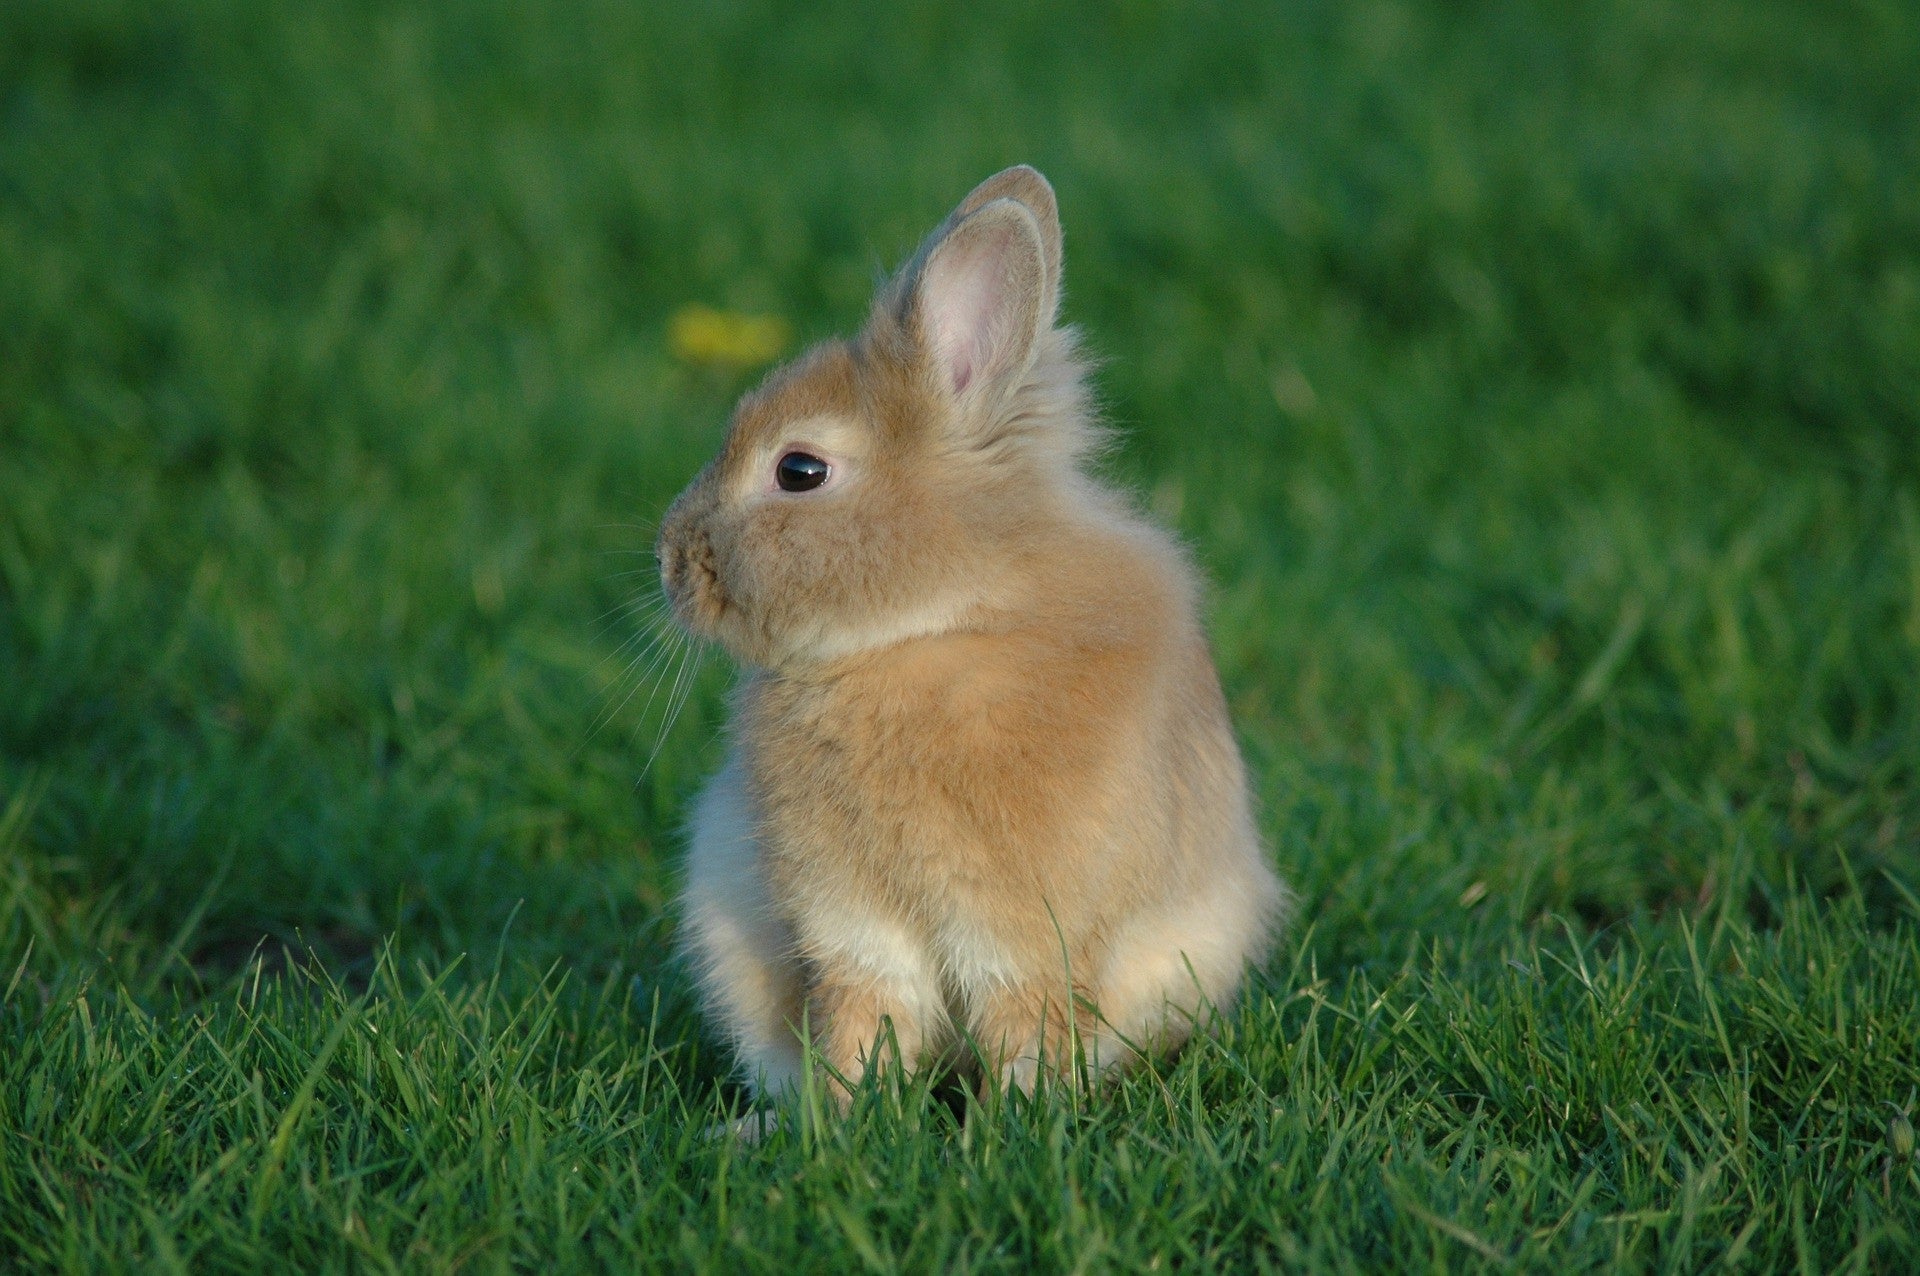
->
(657, 165), (1286, 1106)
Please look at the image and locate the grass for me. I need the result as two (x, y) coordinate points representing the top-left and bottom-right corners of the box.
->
(2, 0), (1918, 1269)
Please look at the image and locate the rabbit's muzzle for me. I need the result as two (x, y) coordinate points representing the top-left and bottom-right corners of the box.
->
(658, 517), (728, 636)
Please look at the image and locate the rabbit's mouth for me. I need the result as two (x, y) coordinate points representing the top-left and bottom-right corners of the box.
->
(660, 530), (732, 638)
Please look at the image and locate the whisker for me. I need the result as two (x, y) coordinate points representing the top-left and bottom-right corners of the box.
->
(594, 614), (666, 659)
(595, 618), (672, 678)
(588, 597), (655, 637)
(576, 623), (683, 754)
(588, 592), (670, 643)
(616, 631), (687, 752)
(640, 642), (706, 783)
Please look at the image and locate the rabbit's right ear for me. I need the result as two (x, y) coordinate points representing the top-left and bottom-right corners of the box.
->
(950, 165), (1062, 323)
(906, 198), (1048, 418)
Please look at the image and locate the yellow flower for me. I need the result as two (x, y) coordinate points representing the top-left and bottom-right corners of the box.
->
(668, 304), (792, 369)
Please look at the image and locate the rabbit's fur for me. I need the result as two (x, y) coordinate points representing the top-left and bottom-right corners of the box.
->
(658, 166), (1285, 1101)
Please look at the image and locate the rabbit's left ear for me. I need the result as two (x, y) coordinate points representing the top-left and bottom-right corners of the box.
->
(908, 197), (1047, 410)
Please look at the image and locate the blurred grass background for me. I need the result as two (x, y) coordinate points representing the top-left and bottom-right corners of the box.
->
(2, 0), (1917, 1269)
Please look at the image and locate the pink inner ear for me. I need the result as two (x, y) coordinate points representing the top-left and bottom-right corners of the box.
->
(924, 220), (1022, 397)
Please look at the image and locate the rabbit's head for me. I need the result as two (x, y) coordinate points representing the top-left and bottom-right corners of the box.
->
(657, 166), (1101, 669)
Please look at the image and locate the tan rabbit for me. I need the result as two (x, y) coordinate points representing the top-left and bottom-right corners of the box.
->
(658, 166), (1285, 1103)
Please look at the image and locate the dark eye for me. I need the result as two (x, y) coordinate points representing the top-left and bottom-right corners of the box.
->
(775, 451), (831, 492)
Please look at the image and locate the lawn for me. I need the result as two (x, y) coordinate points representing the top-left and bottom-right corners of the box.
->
(3, 0), (1918, 1269)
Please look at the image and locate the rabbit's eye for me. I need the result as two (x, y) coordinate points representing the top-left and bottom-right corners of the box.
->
(775, 452), (831, 492)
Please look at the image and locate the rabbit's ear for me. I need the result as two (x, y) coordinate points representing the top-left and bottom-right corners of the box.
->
(951, 166), (1062, 323)
(910, 197), (1047, 408)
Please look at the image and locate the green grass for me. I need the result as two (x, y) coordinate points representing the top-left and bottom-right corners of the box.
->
(3, 0), (1918, 1269)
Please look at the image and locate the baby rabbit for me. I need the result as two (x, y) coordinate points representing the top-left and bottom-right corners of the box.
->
(658, 166), (1284, 1103)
